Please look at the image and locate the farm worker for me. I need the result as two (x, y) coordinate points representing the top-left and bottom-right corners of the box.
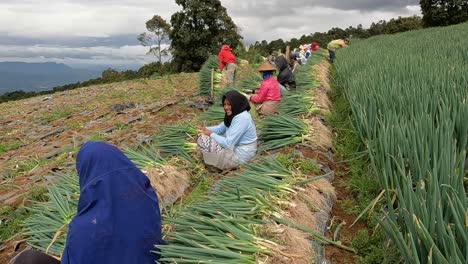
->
(246, 61), (281, 115)
(289, 53), (300, 74)
(61, 141), (164, 263)
(217, 44), (238, 84)
(327, 38), (349, 63)
(275, 55), (296, 91)
(196, 90), (257, 170)
(267, 50), (276, 65)
(311, 42), (319, 51)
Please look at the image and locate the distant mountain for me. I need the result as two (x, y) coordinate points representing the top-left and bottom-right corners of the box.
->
(0, 62), (102, 94)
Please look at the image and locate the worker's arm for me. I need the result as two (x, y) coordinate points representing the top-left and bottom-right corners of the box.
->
(210, 114), (248, 150)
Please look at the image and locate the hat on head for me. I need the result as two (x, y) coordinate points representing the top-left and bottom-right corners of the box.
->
(257, 61), (276, 72)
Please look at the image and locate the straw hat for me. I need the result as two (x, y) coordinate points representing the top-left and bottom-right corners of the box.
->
(257, 61), (276, 72)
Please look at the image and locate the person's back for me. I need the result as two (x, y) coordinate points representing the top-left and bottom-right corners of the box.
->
(275, 56), (296, 90)
(327, 39), (349, 63)
(61, 142), (163, 264)
(327, 39), (347, 51)
(218, 45), (238, 84)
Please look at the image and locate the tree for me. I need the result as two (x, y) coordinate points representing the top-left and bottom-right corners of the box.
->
(170, 0), (242, 72)
(138, 15), (171, 73)
(101, 68), (122, 83)
(420, 0), (468, 27)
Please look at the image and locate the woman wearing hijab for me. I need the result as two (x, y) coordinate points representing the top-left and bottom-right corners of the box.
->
(196, 90), (257, 170)
(61, 141), (164, 263)
(12, 142), (164, 264)
(247, 61), (281, 115)
(275, 55), (296, 91)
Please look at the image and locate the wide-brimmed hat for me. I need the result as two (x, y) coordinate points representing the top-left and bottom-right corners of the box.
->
(257, 61), (276, 72)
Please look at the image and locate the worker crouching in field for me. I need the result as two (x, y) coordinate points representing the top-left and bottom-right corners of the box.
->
(218, 44), (238, 84)
(62, 142), (164, 263)
(12, 141), (164, 264)
(247, 61), (281, 115)
(275, 55), (296, 91)
(327, 38), (349, 63)
(196, 90), (257, 170)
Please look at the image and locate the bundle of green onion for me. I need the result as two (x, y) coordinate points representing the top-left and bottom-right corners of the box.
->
(238, 75), (262, 91)
(156, 157), (296, 263)
(152, 124), (198, 162)
(22, 172), (79, 256)
(124, 142), (165, 169)
(279, 93), (315, 116)
(259, 115), (308, 151)
(199, 55), (223, 95)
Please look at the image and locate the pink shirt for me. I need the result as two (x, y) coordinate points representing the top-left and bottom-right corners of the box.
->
(250, 77), (281, 103)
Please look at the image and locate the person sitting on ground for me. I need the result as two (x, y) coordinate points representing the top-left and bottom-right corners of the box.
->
(327, 38), (349, 63)
(196, 90), (257, 170)
(247, 61), (281, 115)
(267, 50), (276, 65)
(289, 53), (300, 74)
(62, 141), (164, 263)
(12, 141), (164, 264)
(218, 44), (238, 84)
(275, 55), (296, 92)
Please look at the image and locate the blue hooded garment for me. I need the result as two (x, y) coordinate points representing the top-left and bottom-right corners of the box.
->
(61, 141), (163, 264)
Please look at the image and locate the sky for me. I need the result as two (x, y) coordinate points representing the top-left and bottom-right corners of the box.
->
(0, 0), (421, 70)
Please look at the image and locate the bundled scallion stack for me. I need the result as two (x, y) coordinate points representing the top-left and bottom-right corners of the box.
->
(199, 55), (223, 95)
(259, 115), (308, 151)
(156, 157), (298, 263)
(152, 124), (198, 162)
(22, 172), (79, 256)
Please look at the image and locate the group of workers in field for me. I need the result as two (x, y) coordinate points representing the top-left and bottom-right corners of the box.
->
(207, 38), (349, 170)
(11, 38), (349, 264)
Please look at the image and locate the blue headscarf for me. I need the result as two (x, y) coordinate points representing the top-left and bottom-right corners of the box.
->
(61, 141), (163, 264)
(262, 71), (274, 80)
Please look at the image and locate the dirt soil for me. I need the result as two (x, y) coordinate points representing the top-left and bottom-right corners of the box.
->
(324, 163), (367, 264)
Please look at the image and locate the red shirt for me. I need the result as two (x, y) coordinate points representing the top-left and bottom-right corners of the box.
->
(250, 77), (281, 103)
(218, 45), (237, 70)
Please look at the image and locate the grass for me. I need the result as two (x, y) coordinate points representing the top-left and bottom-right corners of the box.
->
(275, 152), (320, 175)
(0, 187), (47, 242)
(0, 141), (21, 154)
(39, 109), (72, 124)
(328, 66), (400, 263)
(8, 156), (47, 179)
(0, 206), (30, 241)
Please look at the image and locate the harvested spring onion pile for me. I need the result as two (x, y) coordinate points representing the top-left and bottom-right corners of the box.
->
(152, 124), (198, 162)
(238, 75), (262, 91)
(259, 115), (308, 151)
(124, 142), (165, 169)
(156, 157), (297, 263)
(279, 93), (315, 116)
(199, 55), (223, 95)
(22, 172), (79, 256)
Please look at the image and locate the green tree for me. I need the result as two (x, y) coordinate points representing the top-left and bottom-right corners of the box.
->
(420, 0), (468, 27)
(138, 15), (171, 73)
(101, 68), (122, 83)
(170, 0), (242, 72)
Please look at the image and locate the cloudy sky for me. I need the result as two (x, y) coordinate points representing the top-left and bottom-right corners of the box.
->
(0, 0), (420, 69)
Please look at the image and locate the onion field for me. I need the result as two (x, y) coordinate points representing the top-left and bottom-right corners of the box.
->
(334, 23), (467, 263)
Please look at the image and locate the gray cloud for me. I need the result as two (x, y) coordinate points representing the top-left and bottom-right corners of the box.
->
(0, 0), (421, 69)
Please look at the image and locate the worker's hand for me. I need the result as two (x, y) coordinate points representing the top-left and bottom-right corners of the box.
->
(196, 125), (212, 136)
(216, 69), (222, 73)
